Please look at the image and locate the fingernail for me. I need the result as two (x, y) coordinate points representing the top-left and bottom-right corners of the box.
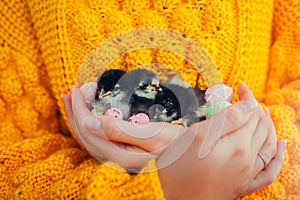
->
(238, 100), (257, 112)
(61, 95), (66, 105)
(82, 116), (101, 133)
(283, 140), (287, 150)
(264, 108), (271, 117)
(241, 82), (247, 87)
(241, 82), (259, 105)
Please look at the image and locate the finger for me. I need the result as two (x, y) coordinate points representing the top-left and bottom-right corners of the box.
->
(79, 82), (97, 104)
(238, 83), (258, 104)
(187, 83), (259, 158)
(71, 87), (93, 124)
(69, 88), (156, 169)
(196, 101), (259, 158)
(94, 115), (187, 152)
(80, 129), (156, 169)
(246, 140), (286, 194)
(203, 100), (258, 135)
(238, 83), (266, 118)
(251, 109), (272, 153)
(232, 110), (260, 140)
(222, 110), (260, 158)
(192, 99), (258, 159)
(252, 109), (277, 173)
(62, 94), (76, 129)
(70, 88), (102, 142)
(91, 83), (258, 154)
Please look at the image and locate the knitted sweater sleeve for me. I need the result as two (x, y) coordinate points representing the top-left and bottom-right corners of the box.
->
(240, 1), (300, 199)
(1, 0), (299, 199)
(0, 0), (165, 199)
(263, 1), (300, 198)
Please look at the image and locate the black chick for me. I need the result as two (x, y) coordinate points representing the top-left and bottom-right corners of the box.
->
(118, 68), (162, 118)
(150, 84), (181, 122)
(92, 69), (127, 115)
(191, 86), (207, 121)
(94, 69), (126, 101)
(154, 76), (207, 126)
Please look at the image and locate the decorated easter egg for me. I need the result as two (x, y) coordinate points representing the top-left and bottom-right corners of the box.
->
(205, 84), (233, 103)
(104, 108), (123, 119)
(206, 101), (232, 119)
(128, 113), (150, 123)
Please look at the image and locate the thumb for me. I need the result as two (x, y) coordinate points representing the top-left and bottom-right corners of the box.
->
(87, 115), (187, 153)
(194, 82), (259, 158)
(192, 99), (257, 158)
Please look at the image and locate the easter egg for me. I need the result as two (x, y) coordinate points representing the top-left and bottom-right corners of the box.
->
(205, 84), (233, 103)
(206, 101), (232, 119)
(128, 113), (150, 123)
(104, 108), (123, 119)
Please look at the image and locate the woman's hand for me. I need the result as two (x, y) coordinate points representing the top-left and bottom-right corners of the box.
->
(84, 83), (285, 199)
(63, 82), (285, 199)
(63, 85), (187, 171)
(157, 84), (285, 199)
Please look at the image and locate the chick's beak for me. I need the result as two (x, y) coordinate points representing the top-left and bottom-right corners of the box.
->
(99, 91), (112, 99)
(150, 81), (162, 92)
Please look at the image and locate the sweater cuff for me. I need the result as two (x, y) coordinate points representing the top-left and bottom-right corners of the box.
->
(83, 160), (165, 199)
(133, 159), (165, 200)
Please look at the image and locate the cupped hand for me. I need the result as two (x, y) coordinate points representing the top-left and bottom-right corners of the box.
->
(63, 82), (285, 199)
(92, 83), (285, 199)
(157, 83), (285, 199)
(63, 84), (186, 171)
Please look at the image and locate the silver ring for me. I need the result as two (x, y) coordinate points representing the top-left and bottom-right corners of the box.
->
(258, 152), (268, 169)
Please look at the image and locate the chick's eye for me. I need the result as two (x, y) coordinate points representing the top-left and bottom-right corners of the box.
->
(139, 82), (148, 89)
(166, 102), (173, 109)
(142, 82), (148, 87)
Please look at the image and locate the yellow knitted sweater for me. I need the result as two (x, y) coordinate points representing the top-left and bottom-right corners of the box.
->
(0, 0), (299, 199)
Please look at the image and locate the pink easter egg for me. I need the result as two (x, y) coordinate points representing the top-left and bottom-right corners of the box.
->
(128, 113), (150, 124)
(205, 83), (233, 104)
(105, 108), (123, 119)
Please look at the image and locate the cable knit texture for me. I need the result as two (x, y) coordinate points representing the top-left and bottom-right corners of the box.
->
(0, 0), (299, 199)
